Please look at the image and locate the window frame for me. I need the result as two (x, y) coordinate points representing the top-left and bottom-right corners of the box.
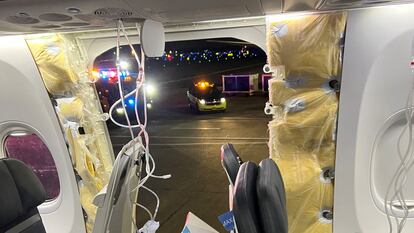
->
(0, 123), (62, 207)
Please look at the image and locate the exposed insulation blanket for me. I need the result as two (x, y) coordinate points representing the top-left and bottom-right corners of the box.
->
(26, 35), (114, 233)
(266, 12), (346, 233)
(269, 90), (337, 155)
(27, 36), (78, 95)
(267, 12), (346, 81)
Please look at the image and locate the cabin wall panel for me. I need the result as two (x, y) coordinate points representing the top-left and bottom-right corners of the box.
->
(335, 4), (414, 233)
(0, 36), (86, 233)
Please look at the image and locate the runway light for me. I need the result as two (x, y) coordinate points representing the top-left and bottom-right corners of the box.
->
(220, 97), (226, 103)
(116, 107), (125, 115)
(146, 103), (152, 109)
(120, 61), (129, 69)
(199, 99), (206, 105)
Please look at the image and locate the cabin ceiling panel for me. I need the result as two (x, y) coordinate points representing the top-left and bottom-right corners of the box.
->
(318, 0), (414, 10)
(0, 0), (413, 35)
(282, 0), (320, 11)
(0, 0), (281, 35)
(123, 0), (282, 22)
(281, 0), (414, 11)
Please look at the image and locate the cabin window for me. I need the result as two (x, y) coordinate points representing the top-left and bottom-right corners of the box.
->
(3, 132), (60, 200)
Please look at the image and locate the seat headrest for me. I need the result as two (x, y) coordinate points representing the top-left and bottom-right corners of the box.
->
(0, 158), (47, 228)
(220, 143), (243, 185)
(232, 161), (262, 233)
(256, 158), (288, 233)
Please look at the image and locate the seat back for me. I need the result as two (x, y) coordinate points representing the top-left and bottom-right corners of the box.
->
(220, 143), (242, 186)
(232, 162), (262, 233)
(0, 158), (47, 233)
(256, 158), (288, 233)
(221, 144), (288, 233)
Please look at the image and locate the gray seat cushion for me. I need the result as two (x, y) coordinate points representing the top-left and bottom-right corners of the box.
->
(0, 158), (47, 233)
(232, 161), (262, 233)
(256, 158), (288, 233)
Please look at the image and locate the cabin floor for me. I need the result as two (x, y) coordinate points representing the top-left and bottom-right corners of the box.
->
(109, 87), (270, 232)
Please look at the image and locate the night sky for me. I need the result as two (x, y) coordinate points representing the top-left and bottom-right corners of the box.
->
(94, 38), (267, 88)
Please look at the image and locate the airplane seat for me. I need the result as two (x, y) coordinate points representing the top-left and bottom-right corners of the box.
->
(0, 158), (47, 233)
(221, 144), (288, 233)
(232, 161), (262, 233)
(220, 143), (243, 186)
(256, 158), (288, 233)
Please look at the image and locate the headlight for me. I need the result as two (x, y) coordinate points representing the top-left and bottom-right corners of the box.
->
(119, 61), (129, 69)
(145, 84), (156, 96)
(220, 97), (226, 103)
(146, 103), (152, 109)
(116, 107), (125, 115)
(199, 99), (206, 105)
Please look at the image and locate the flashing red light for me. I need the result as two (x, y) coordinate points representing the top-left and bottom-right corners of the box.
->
(109, 70), (117, 78)
(109, 76), (118, 83)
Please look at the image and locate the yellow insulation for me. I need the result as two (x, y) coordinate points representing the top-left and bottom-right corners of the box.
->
(267, 12), (346, 233)
(269, 91), (337, 154)
(267, 12), (347, 81)
(27, 36), (78, 95)
(268, 77), (332, 106)
(26, 35), (114, 233)
(273, 152), (334, 232)
(59, 98), (85, 122)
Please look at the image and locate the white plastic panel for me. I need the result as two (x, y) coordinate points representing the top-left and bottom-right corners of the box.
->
(123, 0), (272, 22)
(370, 108), (414, 218)
(281, 0), (414, 11)
(320, 0), (414, 10)
(282, 0), (319, 11)
(2, 0), (414, 35)
(81, 24), (266, 69)
(0, 0), (280, 35)
(140, 19), (165, 57)
(334, 4), (414, 233)
(0, 36), (86, 233)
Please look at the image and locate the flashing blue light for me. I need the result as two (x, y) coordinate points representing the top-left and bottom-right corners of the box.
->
(120, 70), (128, 78)
(101, 71), (109, 79)
(127, 99), (135, 106)
(99, 69), (130, 80)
